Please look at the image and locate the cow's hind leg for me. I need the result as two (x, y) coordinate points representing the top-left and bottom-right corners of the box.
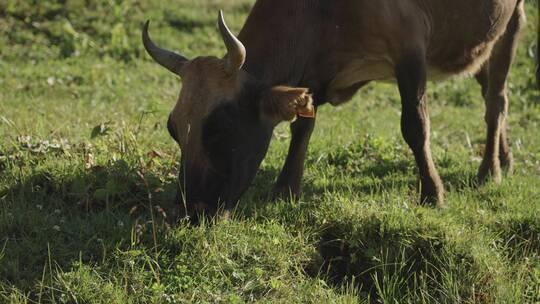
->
(475, 67), (514, 174)
(396, 50), (444, 207)
(273, 115), (316, 199)
(477, 3), (523, 184)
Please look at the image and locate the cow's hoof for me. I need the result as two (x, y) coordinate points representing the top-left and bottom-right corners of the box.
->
(420, 192), (445, 208)
(477, 163), (502, 186)
(500, 152), (514, 176)
(420, 180), (445, 208)
(271, 185), (301, 201)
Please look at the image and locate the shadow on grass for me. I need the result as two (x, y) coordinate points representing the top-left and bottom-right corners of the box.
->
(0, 152), (495, 298)
(306, 218), (485, 302)
(244, 157), (506, 301)
(0, 160), (178, 292)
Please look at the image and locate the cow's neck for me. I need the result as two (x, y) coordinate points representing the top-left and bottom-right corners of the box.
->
(238, 1), (324, 90)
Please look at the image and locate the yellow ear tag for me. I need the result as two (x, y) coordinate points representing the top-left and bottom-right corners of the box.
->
(296, 93), (316, 118)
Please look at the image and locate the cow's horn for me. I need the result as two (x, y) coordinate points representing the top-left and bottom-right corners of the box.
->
(218, 10), (246, 75)
(142, 21), (188, 76)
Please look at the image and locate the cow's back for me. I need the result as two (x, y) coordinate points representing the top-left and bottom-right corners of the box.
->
(423, 0), (519, 75)
(326, 0), (519, 76)
(238, 0), (521, 101)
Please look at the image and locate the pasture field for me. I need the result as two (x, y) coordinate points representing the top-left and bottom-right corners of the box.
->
(1, 0), (540, 303)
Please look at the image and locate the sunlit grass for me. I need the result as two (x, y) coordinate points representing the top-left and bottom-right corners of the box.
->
(1, 0), (539, 303)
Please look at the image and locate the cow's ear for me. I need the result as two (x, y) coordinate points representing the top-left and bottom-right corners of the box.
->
(259, 86), (315, 125)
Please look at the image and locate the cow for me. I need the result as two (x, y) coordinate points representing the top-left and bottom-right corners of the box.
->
(143, 0), (539, 218)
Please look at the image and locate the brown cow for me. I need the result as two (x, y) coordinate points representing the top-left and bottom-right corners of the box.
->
(143, 0), (539, 218)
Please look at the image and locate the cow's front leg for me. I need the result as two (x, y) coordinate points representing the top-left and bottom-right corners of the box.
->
(273, 115), (316, 199)
(396, 51), (444, 207)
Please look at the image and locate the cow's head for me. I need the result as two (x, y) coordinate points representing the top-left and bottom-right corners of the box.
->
(143, 12), (314, 219)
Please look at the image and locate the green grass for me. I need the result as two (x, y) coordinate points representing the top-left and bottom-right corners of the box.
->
(1, 0), (540, 303)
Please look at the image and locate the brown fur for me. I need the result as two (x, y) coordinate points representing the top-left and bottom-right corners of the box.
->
(151, 0), (538, 212)
(239, 0), (522, 103)
(235, 0), (535, 205)
(169, 57), (246, 169)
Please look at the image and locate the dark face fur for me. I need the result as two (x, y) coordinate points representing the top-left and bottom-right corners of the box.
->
(171, 83), (274, 218)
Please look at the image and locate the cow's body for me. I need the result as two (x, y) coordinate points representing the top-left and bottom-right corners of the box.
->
(240, 0), (520, 103)
(143, 0), (538, 218)
(236, 0), (529, 206)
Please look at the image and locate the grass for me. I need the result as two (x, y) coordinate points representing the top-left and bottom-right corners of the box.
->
(1, 0), (540, 303)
